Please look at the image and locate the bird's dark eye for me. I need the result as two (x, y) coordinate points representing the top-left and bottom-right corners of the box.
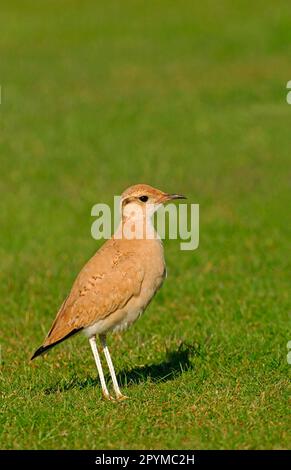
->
(139, 195), (148, 202)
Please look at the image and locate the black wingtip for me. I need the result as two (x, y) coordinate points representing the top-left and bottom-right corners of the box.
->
(30, 328), (82, 360)
(31, 344), (50, 360)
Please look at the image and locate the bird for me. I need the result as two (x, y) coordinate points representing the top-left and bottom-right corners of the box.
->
(31, 184), (186, 400)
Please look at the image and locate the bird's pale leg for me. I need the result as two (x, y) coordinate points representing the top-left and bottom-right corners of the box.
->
(100, 334), (128, 401)
(89, 336), (114, 401)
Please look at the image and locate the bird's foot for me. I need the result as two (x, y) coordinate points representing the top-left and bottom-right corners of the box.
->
(116, 393), (129, 402)
(102, 391), (116, 401)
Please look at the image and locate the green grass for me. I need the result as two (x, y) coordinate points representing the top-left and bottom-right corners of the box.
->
(0, 0), (290, 450)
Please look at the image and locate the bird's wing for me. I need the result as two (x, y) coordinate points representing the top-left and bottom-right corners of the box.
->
(42, 244), (144, 347)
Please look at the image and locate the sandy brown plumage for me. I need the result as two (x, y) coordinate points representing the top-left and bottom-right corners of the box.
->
(31, 184), (185, 400)
(31, 239), (151, 358)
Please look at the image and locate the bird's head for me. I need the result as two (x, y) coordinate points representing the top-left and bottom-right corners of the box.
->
(121, 184), (186, 220)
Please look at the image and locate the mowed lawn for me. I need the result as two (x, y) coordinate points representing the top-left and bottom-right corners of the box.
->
(0, 0), (290, 450)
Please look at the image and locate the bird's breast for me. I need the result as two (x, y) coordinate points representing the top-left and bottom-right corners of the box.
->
(112, 239), (166, 333)
(83, 238), (166, 337)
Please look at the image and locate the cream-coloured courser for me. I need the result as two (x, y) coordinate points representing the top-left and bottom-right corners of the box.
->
(31, 184), (186, 400)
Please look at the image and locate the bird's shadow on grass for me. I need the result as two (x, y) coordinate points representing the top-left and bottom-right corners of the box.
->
(116, 341), (196, 387)
(44, 341), (198, 395)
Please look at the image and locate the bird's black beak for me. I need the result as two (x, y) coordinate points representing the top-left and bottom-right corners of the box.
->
(167, 193), (187, 200)
(158, 192), (187, 204)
